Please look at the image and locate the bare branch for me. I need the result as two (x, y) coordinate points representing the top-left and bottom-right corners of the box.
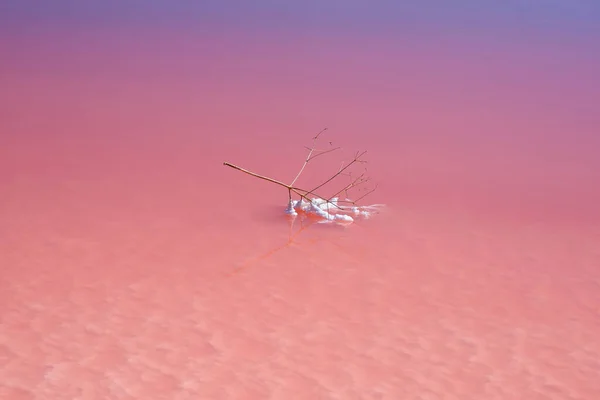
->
(290, 127), (328, 187)
(223, 162), (289, 190)
(353, 184), (379, 203)
(301, 150), (368, 200)
(328, 173), (369, 201)
(223, 130), (377, 213)
(307, 146), (341, 162)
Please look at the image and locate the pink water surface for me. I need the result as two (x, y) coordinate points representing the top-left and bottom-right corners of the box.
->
(1, 31), (600, 399)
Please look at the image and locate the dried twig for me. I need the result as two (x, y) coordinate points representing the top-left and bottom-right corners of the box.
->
(223, 128), (377, 212)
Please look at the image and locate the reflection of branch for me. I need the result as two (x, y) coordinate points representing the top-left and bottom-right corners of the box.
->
(225, 216), (318, 277)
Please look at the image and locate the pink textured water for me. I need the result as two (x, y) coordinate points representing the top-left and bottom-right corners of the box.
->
(1, 32), (600, 399)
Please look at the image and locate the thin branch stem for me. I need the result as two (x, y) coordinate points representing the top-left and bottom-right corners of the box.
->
(306, 146), (341, 162)
(328, 173), (370, 202)
(290, 127), (328, 186)
(302, 150), (367, 200)
(223, 162), (290, 190)
(223, 161), (338, 207)
(353, 184), (379, 203)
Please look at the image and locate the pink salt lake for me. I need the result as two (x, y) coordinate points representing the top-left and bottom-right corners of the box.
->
(1, 32), (599, 399)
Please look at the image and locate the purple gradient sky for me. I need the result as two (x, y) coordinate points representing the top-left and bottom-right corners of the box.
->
(2, 1), (600, 37)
